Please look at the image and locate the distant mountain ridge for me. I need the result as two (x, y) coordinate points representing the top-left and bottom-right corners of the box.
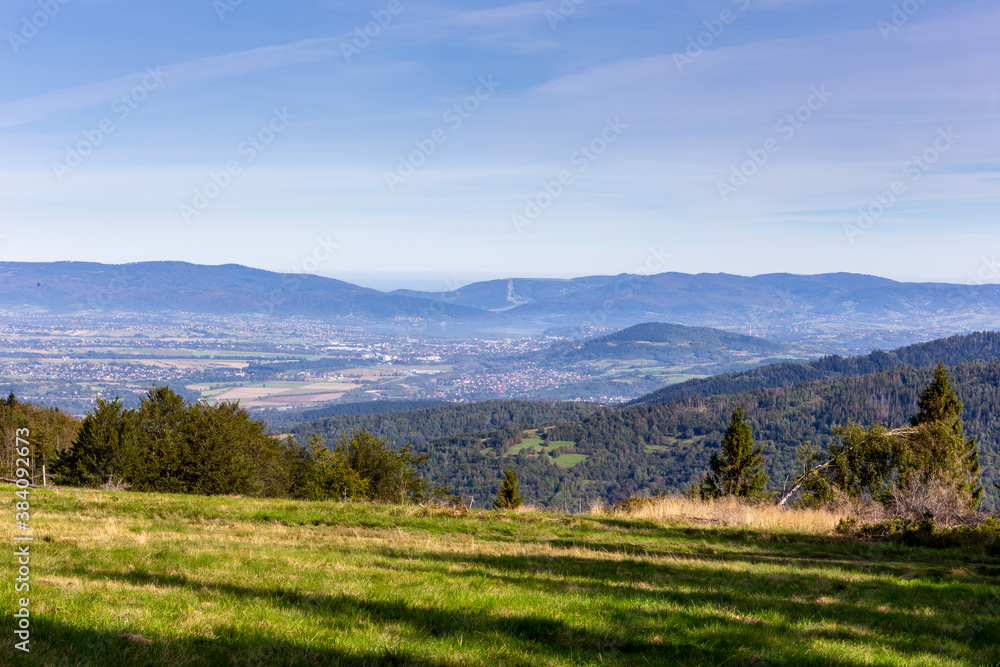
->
(0, 262), (494, 321)
(5, 263), (1000, 344)
(630, 330), (1000, 405)
(396, 272), (1000, 340)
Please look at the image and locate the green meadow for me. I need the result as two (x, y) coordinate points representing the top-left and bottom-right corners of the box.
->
(2, 488), (998, 666)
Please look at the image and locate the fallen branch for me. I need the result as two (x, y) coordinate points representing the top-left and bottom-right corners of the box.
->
(778, 459), (834, 507)
(778, 426), (918, 506)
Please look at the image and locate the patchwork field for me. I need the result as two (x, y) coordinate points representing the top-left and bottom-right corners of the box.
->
(2, 488), (998, 666)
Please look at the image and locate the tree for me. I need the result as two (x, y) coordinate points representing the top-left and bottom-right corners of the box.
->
(133, 386), (188, 492)
(52, 398), (139, 488)
(795, 365), (983, 513)
(295, 434), (367, 501)
(700, 407), (769, 500)
(905, 364), (982, 508)
(336, 429), (431, 503)
(494, 468), (524, 509)
(795, 422), (902, 507)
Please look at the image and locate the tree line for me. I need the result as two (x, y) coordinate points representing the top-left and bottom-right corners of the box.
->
(697, 365), (983, 519)
(1, 387), (449, 505)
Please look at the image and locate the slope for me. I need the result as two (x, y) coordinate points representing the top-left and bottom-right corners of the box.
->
(0, 261), (495, 321)
(632, 330), (1000, 405)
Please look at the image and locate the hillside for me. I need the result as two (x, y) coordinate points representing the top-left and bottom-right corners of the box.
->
(3, 488), (997, 666)
(524, 322), (789, 364)
(290, 400), (600, 447)
(449, 322), (805, 403)
(0, 261), (493, 322)
(632, 330), (1000, 405)
(298, 361), (1000, 510)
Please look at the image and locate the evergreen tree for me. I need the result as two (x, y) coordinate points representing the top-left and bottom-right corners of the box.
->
(296, 434), (367, 501)
(906, 364), (982, 507)
(52, 398), (139, 487)
(337, 429), (430, 503)
(133, 386), (188, 492)
(700, 406), (769, 500)
(494, 468), (524, 509)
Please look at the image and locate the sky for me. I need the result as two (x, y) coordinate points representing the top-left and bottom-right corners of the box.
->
(0, 0), (997, 291)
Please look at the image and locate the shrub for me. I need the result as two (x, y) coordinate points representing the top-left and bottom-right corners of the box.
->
(853, 516), (1000, 553)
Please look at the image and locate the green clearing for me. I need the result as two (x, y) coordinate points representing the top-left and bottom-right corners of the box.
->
(2, 489), (998, 666)
(508, 437), (580, 468)
(552, 453), (589, 468)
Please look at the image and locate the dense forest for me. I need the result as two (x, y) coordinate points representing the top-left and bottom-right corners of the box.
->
(290, 400), (600, 449)
(298, 362), (999, 510)
(265, 398), (448, 432)
(632, 331), (1000, 405)
(0, 392), (78, 481)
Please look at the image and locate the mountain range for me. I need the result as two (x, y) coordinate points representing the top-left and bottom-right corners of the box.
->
(5, 262), (1000, 345)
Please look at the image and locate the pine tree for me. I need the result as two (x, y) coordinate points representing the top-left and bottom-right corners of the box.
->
(906, 364), (982, 507)
(52, 398), (139, 487)
(494, 468), (524, 509)
(700, 406), (769, 500)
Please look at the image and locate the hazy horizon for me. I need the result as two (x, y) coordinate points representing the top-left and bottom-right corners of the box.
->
(1, 0), (997, 285)
(0, 259), (994, 294)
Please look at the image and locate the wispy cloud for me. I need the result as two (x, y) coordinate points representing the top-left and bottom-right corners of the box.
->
(0, 38), (341, 130)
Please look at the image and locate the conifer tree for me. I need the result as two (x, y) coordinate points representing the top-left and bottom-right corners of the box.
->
(906, 364), (982, 507)
(52, 398), (139, 488)
(700, 406), (769, 500)
(494, 467), (524, 509)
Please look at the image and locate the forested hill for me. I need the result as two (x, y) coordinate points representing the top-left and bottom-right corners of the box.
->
(521, 321), (790, 364)
(290, 400), (600, 448)
(631, 330), (1000, 406)
(409, 362), (1000, 510)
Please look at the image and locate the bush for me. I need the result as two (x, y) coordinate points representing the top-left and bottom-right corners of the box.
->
(611, 496), (659, 513)
(853, 516), (1000, 553)
(888, 475), (976, 526)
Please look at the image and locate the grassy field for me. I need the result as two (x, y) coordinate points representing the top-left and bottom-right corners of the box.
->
(2, 488), (999, 666)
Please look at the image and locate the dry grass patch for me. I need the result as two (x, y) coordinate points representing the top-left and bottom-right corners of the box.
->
(612, 495), (845, 533)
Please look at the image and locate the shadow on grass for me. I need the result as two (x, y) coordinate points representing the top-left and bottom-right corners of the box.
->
(0, 613), (456, 667)
(53, 552), (1000, 667)
(372, 542), (1000, 665)
(46, 563), (908, 667)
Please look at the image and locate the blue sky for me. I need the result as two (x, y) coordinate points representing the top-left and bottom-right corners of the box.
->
(1, 0), (997, 290)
